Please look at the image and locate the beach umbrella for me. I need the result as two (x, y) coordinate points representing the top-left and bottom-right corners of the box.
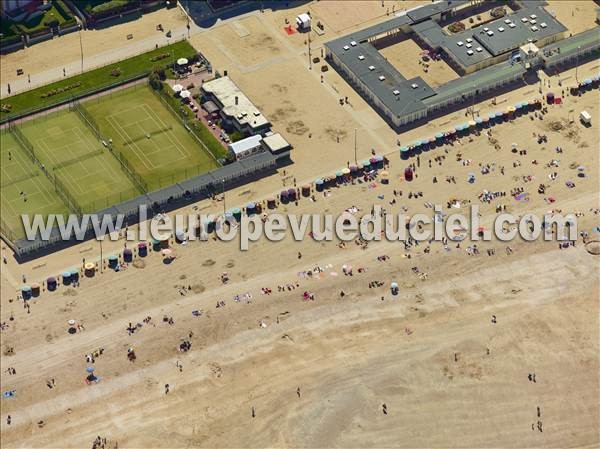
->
(468, 120), (476, 127)
(342, 168), (351, 175)
(86, 366), (95, 373)
(315, 178), (323, 185)
(84, 263), (95, 271)
(161, 248), (172, 256)
(180, 90), (191, 99)
(68, 319), (76, 325)
(62, 271), (71, 279)
(172, 84), (184, 92)
(435, 132), (443, 139)
(21, 285), (31, 293)
(390, 282), (398, 289)
(177, 57), (189, 66)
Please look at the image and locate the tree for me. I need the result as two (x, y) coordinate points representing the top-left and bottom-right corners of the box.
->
(149, 71), (163, 91)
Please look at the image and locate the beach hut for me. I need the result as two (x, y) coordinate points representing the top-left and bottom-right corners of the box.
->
(390, 282), (398, 296)
(315, 178), (324, 192)
(487, 112), (496, 125)
(84, 263), (95, 277)
(507, 106), (516, 119)
(47, 276), (57, 291)
(62, 271), (72, 285)
(231, 207), (242, 223)
(475, 117), (483, 128)
(21, 285), (32, 300)
(379, 170), (389, 184)
(400, 146), (410, 160)
(267, 196), (277, 209)
(175, 230), (186, 243)
(138, 242), (148, 257)
(373, 155), (384, 168)
(123, 248), (133, 262)
(495, 111), (503, 123)
(301, 185), (311, 197)
(246, 202), (256, 215)
(287, 188), (297, 201)
(410, 141), (421, 155)
(404, 166), (413, 181)
(70, 269), (79, 282)
(335, 171), (344, 184)
(362, 160), (371, 172)
(108, 255), (118, 269)
(31, 282), (40, 297)
(159, 233), (171, 248)
(150, 237), (161, 252)
(546, 92), (555, 104)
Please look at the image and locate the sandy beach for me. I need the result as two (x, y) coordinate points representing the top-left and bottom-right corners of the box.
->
(1, 2), (599, 448)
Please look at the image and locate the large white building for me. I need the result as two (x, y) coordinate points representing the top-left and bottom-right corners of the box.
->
(201, 76), (271, 137)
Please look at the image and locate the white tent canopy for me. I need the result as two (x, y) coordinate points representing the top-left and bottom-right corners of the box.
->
(172, 84), (184, 92)
(296, 13), (311, 30)
(180, 90), (191, 99)
(177, 57), (189, 66)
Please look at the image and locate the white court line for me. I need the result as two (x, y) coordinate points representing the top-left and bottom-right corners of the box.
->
(141, 103), (189, 161)
(106, 111), (156, 171)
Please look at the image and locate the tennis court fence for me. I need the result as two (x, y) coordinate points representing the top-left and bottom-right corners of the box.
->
(9, 122), (82, 216)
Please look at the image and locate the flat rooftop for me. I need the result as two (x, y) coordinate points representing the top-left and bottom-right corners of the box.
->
(470, 6), (567, 56)
(201, 76), (270, 130)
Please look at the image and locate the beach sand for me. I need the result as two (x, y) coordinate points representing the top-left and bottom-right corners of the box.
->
(1, 2), (599, 447)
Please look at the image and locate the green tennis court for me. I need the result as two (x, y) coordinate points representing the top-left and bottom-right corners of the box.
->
(0, 129), (69, 240)
(18, 110), (139, 212)
(86, 85), (219, 191)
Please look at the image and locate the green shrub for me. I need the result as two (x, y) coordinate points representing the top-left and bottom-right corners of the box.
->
(149, 71), (163, 90)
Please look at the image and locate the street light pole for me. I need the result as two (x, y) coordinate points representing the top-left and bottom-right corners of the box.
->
(222, 179), (226, 215)
(78, 24), (84, 74)
(575, 45), (581, 82)
(354, 128), (357, 164)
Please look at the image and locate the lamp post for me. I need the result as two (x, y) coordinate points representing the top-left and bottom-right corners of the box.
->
(354, 128), (358, 165)
(575, 45), (581, 83)
(222, 179), (226, 215)
(78, 24), (84, 74)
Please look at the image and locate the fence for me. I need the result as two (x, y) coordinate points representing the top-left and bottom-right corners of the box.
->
(71, 101), (104, 141)
(107, 146), (149, 194)
(151, 83), (224, 164)
(9, 122), (83, 216)
(1, 38), (188, 123)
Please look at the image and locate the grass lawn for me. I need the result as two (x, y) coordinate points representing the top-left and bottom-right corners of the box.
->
(18, 110), (139, 213)
(0, 129), (69, 240)
(86, 85), (219, 191)
(0, 40), (197, 121)
(18, 3), (72, 33)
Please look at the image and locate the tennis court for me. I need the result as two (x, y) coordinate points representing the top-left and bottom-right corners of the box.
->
(0, 130), (69, 239)
(19, 110), (138, 212)
(86, 85), (218, 190)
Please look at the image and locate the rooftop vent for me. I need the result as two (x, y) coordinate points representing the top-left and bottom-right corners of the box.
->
(509, 23), (516, 28)
(466, 43), (472, 48)
(487, 30), (494, 36)
(466, 38), (473, 43)
(350, 40), (357, 46)
(343, 45), (350, 50)
(358, 55), (365, 60)
(411, 83), (418, 89)
(498, 27), (504, 32)
(393, 89), (400, 95)
(521, 17), (529, 23)
(476, 47), (483, 52)
(467, 49), (474, 55)
(483, 27), (489, 32)
(457, 41), (464, 46)
(531, 25), (538, 31)
(530, 19), (536, 24)
(504, 18), (511, 24)
(540, 22), (547, 28)
(379, 75), (386, 81)
(530, 14), (537, 19)
(368, 65), (375, 70)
